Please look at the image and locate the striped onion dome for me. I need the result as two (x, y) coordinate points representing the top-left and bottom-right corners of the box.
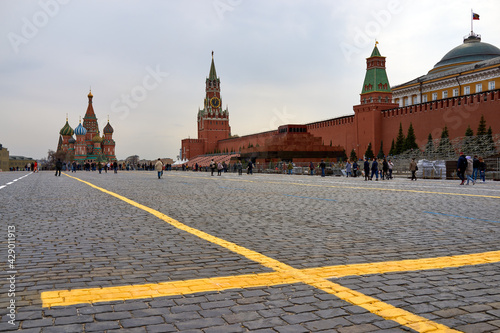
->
(59, 120), (74, 136)
(103, 121), (114, 134)
(74, 123), (87, 136)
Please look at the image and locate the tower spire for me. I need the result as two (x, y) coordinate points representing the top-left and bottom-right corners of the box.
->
(209, 51), (217, 80)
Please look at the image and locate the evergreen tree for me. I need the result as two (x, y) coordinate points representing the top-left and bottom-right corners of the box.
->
(377, 141), (385, 159)
(424, 133), (434, 157)
(437, 126), (454, 158)
(365, 142), (374, 159)
(476, 115), (488, 153)
(476, 115), (487, 136)
(350, 149), (357, 161)
(395, 123), (405, 155)
(485, 126), (496, 155)
(462, 125), (474, 155)
(389, 139), (396, 156)
(404, 123), (419, 152)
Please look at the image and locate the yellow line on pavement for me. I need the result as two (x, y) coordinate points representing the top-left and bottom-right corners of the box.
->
(171, 173), (500, 199)
(48, 174), (465, 332)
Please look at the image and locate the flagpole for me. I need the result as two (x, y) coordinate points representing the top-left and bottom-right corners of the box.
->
(471, 9), (473, 34)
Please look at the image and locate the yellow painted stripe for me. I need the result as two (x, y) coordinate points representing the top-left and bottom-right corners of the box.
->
(42, 271), (301, 307)
(172, 174), (500, 199)
(303, 250), (500, 278)
(48, 174), (464, 332)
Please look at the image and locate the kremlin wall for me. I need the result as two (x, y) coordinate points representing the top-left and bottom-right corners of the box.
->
(183, 31), (500, 164)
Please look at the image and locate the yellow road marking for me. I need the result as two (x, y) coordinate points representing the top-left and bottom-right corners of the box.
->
(45, 174), (473, 332)
(173, 174), (500, 199)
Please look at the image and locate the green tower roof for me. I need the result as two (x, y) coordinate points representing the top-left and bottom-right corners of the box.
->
(361, 45), (391, 94)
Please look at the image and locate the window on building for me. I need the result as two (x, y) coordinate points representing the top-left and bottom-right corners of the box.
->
(413, 96), (418, 104)
(452, 88), (459, 97)
(422, 94), (428, 102)
(464, 86), (470, 94)
(432, 92), (438, 101)
(442, 91), (448, 99)
(404, 97), (409, 106)
(476, 84), (482, 93)
(488, 81), (495, 90)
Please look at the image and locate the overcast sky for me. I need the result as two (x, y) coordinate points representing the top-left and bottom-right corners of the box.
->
(1, 0), (499, 161)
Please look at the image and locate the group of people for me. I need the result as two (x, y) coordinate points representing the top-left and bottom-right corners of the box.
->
(457, 153), (487, 185)
(363, 157), (394, 181)
(209, 159), (249, 176)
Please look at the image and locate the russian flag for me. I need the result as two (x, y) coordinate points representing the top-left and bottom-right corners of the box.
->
(472, 12), (480, 20)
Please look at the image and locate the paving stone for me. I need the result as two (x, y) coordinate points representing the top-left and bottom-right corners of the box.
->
(95, 311), (132, 321)
(145, 323), (177, 333)
(41, 324), (82, 332)
(121, 316), (165, 328)
(84, 321), (121, 332)
(274, 324), (310, 333)
(203, 323), (247, 333)
(175, 317), (227, 330)
(21, 318), (53, 328)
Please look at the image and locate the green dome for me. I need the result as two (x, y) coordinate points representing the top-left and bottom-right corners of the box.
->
(430, 35), (500, 74)
(59, 120), (74, 136)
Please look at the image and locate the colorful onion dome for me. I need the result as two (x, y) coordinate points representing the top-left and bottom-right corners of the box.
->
(74, 123), (87, 136)
(88, 90), (93, 98)
(92, 133), (103, 143)
(68, 137), (76, 144)
(103, 121), (114, 134)
(59, 120), (74, 136)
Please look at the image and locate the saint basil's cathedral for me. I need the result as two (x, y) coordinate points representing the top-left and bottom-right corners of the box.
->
(57, 91), (117, 163)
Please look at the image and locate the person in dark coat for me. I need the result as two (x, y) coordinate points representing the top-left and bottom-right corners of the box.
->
(457, 153), (467, 185)
(364, 158), (370, 181)
(370, 157), (379, 181)
(55, 159), (62, 176)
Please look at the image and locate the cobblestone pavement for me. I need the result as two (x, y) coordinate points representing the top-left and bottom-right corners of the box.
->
(1, 170), (500, 332)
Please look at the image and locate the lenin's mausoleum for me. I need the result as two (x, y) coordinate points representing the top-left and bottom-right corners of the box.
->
(181, 31), (500, 165)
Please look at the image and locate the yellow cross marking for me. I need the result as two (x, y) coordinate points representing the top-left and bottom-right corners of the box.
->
(42, 174), (500, 332)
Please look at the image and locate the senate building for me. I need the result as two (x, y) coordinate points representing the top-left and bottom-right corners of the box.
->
(57, 91), (117, 163)
(182, 30), (500, 165)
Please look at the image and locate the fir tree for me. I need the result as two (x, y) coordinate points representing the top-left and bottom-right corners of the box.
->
(477, 115), (487, 136)
(485, 126), (496, 155)
(404, 123), (419, 151)
(437, 126), (454, 158)
(424, 133), (434, 157)
(350, 149), (357, 161)
(389, 139), (396, 156)
(365, 142), (374, 159)
(395, 123), (405, 155)
(377, 141), (385, 159)
(476, 115), (488, 153)
(462, 125), (474, 155)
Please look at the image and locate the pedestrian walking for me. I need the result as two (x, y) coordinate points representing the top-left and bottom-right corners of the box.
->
(210, 159), (216, 176)
(472, 155), (480, 181)
(98, 162), (103, 174)
(363, 158), (370, 181)
(309, 161), (315, 176)
(409, 158), (417, 181)
(113, 161), (118, 173)
(370, 157), (379, 181)
(345, 160), (352, 177)
(457, 153), (467, 185)
(478, 157), (486, 182)
(352, 160), (358, 177)
(217, 162), (223, 176)
(287, 162), (293, 175)
(155, 158), (164, 179)
(320, 160), (326, 177)
(247, 160), (253, 175)
(465, 156), (475, 185)
(237, 161), (243, 175)
(382, 158), (389, 180)
(55, 159), (62, 176)
(388, 159), (393, 179)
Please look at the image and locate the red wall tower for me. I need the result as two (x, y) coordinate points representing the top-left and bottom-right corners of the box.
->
(197, 52), (231, 154)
